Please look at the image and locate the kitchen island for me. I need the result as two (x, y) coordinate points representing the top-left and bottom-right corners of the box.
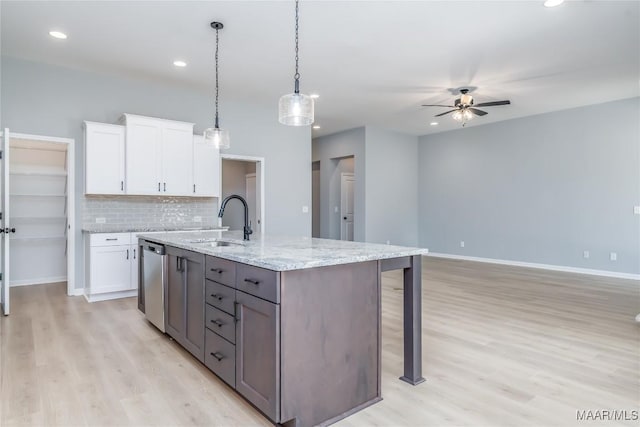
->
(137, 230), (427, 426)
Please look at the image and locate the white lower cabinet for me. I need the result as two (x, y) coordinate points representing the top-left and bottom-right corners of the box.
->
(85, 232), (138, 302)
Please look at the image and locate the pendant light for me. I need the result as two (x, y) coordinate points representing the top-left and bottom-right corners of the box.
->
(278, 0), (314, 126)
(204, 21), (230, 149)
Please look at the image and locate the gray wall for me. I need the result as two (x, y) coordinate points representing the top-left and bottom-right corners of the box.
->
(365, 127), (419, 246)
(418, 97), (640, 274)
(312, 128), (366, 241)
(1, 56), (311, 290)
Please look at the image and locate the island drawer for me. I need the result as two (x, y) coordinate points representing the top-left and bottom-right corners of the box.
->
(206, 304), (236, 344)
(205, 280), (235, 314)
(206, 256), (236, 287)
(236, 264), (280, 304)
(205, 329), (235, 388)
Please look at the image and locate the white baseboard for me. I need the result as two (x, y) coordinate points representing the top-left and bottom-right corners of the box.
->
(10, 276), (67, 287)
(69, 288), (84, 297)
(84, 289), (137, 303)
(427, 252), (640, 281)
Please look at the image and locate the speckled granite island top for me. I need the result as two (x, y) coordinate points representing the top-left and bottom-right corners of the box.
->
(136, 230), (427, 271)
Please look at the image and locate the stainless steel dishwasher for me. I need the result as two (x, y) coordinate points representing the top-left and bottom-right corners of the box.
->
(141, 240), (167, 332)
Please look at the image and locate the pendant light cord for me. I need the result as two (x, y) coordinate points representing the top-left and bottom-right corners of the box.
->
(294, 0), (300, 93)
(215, 26), (220, 128)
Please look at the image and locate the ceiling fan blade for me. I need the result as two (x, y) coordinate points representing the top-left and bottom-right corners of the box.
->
(422, 104), (456, 108)
(468, 108), (488, 116)
(435, 109), (458, 117)
(473, 100), (511, 107)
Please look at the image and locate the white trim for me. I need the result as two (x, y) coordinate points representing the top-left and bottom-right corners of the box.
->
(10, 276), (67, 287)
(69, 288), (84, 297)
(84, 289), (136, 303)
(220, 154), (266, 234)
(3, 130), (77, 297)
(427, 252), (640, 281)
(1, 131), (74, 145)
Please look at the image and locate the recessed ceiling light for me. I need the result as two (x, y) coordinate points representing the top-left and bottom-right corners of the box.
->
(173, 60), (187, 67)
(49, 31), (67, 39)
(430, 122), (439, 126)
(312, 125), (321, 129)
(310, 94), (320, 99)
(544, 0), (564, 7)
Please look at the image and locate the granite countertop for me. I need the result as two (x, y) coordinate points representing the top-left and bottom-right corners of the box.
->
(82, 226), (229, 234)
(136, 230), (428, 271)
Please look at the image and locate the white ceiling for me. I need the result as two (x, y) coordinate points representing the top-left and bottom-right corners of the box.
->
(1, 1), (638, 137)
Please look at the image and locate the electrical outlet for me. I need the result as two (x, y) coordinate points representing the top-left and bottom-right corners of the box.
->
(610, 252), (617, 261)
(634, 206), (640, 215)
(302, 206), (309, 213)
(95, 217), (106, 224)
(193, 216), (202, 223)
(583, 250), (590, 259)
(460, 241), (465, 248)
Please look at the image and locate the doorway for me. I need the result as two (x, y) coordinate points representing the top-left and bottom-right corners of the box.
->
(311, 161), (320, 238)
(1, 130), (75, 316)
(220, 155), (264, 234)
(340, 173), (355, 241)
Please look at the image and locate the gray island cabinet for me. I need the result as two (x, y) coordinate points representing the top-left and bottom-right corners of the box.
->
(138, 231), (427, 426)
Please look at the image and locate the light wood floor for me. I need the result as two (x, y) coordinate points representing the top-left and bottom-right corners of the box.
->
(1, 258), (638, 426)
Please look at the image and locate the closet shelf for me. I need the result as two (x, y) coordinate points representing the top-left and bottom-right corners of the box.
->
(10, 171), (67, 177)
(11, 216), (67, 222)
(11, 236), (66, 242)
(10, 193), (67, 197)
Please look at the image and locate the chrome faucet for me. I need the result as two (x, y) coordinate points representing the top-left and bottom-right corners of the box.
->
(218, 194), (253, 241)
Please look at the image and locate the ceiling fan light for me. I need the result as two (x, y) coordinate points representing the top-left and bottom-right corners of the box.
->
(204, 127), (230, 149)
(279, 92), (314, 126)
(460, 93), (473, 106)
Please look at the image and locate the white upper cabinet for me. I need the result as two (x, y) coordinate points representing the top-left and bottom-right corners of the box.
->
(121, 114), (194, 196)
(84, 122), (125, 194)
(193, 134), (220, 197)
(162, 123), (194, 196)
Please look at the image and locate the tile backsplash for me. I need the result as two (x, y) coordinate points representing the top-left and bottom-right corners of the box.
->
(82, 195), (218, 230)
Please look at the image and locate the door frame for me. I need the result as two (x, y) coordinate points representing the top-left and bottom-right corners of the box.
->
(340, 173), (354, 241)
(0, 130), (76, 298)
(220, 154), (265, 234)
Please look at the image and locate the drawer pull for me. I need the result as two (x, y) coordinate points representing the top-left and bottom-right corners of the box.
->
(244, 278), (260, 285)
(210, 268), (224, 274)
(105, 238), (118, 241)
(210, 293), (223, 301)
(210, 319), (225, 327)
(210, 352), (225, 362)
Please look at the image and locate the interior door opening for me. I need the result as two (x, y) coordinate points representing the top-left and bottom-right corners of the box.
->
(1, 130), (75, 316)
(220, 155), (264, 235)
(340, 172), (355, 241)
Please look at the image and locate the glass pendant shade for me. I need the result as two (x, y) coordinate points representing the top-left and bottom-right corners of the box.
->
(279, 92), (314, 126)
(452, 109), (474, 122)
(203, 127), (230, 149)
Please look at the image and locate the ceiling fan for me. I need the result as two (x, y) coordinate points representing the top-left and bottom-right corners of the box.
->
(422, 89), (510, 126)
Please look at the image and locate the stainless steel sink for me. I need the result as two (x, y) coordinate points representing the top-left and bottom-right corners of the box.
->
(192, 240), (243, 248)
(187, 238), (218, 243)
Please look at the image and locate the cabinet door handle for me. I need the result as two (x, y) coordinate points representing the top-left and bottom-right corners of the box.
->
(121, 181), (124, 191)
(210, 293), (223, 301)
(210, 319), (224, 327)
(126, 249), (129, 260)
(234, 301), (240, 322)
(176, 256), (182, 271)
(133, 249), (136, 260)
(210, 352), (225, 362)
(193, 184), (196, 193)
(244, 278), (260, 285)
(210, 268), (224, 274)
(158, 182), (161, 192)
(163, 182), (166, 192)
